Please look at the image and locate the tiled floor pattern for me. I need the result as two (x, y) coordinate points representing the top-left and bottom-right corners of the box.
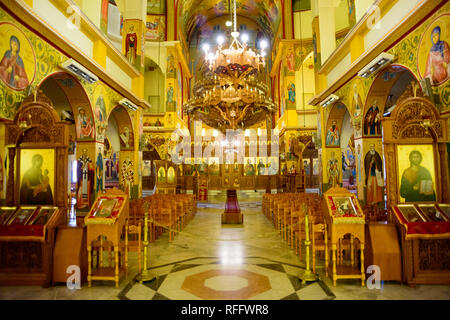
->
(118, 257), (334, 300)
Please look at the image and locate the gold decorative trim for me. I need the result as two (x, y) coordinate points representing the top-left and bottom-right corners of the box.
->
(2, 0), (147, 109)
(309, 0), (437, 106)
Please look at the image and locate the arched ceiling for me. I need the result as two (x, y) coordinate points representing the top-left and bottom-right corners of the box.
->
(178, 0), (282, 43)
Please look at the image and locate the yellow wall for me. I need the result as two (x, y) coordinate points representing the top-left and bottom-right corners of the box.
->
(334, 0), (350, 31)
(293, 11), (313, 39)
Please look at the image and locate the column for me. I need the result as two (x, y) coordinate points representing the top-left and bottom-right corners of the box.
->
(283, 0), (294, 40)
(120, 0), (145, 199)
(316, 0), (336, 65)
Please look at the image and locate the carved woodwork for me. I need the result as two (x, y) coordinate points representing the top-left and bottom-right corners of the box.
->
(382, 96), (448, 207)
(4, 92), (70, 208)
(384, 95), (450, 285)
(388, 97), (444, 141)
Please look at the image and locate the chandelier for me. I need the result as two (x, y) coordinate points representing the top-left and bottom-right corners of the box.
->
(185, 0), (275, 131)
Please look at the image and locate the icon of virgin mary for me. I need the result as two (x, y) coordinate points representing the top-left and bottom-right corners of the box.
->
(0, 35), (29, 89)
(424, 26), (450, 86)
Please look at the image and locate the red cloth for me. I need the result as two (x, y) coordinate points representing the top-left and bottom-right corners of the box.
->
(0, 225), (44, 237)
(224, 190), (240, 213)
(393, 206), (450, 237)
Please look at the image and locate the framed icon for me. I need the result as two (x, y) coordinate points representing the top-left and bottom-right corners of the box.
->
(28, 206), (59, 225)
(417, 204), (448, 222)
(396, 204), (427, 223)
(7, 206), (39, 225)
(0, 207), (17, 225)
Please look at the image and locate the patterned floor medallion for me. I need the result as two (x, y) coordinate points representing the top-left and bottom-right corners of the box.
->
(118, 257), (335, 300)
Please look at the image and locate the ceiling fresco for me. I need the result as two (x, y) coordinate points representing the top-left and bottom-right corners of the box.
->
(178, 0), (282, 43)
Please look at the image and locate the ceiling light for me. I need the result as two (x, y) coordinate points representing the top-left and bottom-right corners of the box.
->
(61, 59), (98, 83)
(260, 39), (268, 50)
(358, 52), (395, 78)
(319, 94), (340, 108)
(119, 98), (138, 111)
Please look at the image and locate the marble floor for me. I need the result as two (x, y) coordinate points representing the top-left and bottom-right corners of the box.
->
(0, 191), (449, 300)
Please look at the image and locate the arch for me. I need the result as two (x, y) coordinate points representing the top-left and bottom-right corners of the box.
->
(325, 102), (350, 147)
(301, 51), (314, 67)
(157, 166), (166, 183)
(362, 64), (420, 137)
(37, 71), (95, 141)
(167, 166), (176, 184)
(107, 105), (135, 151)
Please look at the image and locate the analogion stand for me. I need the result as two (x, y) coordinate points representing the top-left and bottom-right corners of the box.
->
(85, 188), (129, 288)
(324, 187), (366, 286)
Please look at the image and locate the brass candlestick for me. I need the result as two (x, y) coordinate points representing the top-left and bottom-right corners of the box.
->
(300, 209), (318, 284)
(136, 202), (156, 283)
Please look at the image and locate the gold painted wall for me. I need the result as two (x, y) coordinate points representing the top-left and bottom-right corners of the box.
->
(318, 2), (450, 200)
(0, 7), (141, 199)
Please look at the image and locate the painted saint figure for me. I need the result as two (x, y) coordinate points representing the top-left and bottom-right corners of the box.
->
(364, 144), (384, 204)
(121, 158), (134, 197)
(287, 82), (295, 104)
(96, 148), (104, 193)
(95, 96), (107, 140)
(268, 159), (278, 175)
(167, 86), (174, 105)
(77, 149), (93, 208)
(327, 152), (339, 188)
(209, 160), (220, 176)
(0, 35), (29, 89)
(424, 26), (450, 86)
(286, 46), (295, 73)
(120, 126), (131, 149)
(77, 107), (94, 139)
(400, 150), (436, 202)
(364, 101), (381, 136)
(326, 120), (340, 146)
(257, 159), (266, 175)
(20, 154), (53, 205)
(353, 83), (361, 117)
(125, 25), (137, 65)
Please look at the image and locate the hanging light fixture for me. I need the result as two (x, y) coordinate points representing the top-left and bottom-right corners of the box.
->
(184, 0), (275, 131)
(203, 0), (266, 72)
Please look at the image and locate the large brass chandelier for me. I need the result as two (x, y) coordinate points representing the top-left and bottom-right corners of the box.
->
(185, 0), (276, 131)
